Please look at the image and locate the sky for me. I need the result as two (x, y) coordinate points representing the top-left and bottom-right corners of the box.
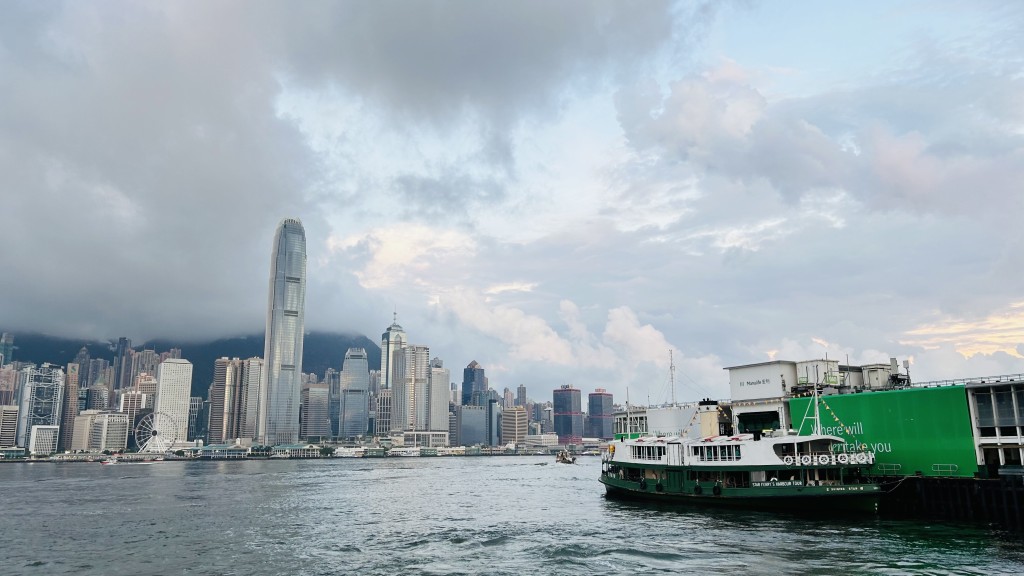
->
(2, 1), (1023, 403)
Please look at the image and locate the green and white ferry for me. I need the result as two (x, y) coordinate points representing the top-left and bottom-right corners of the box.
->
(600, 398), (883, 512)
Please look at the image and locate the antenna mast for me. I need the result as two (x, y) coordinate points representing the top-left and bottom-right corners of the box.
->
(670, 350), (676, 406)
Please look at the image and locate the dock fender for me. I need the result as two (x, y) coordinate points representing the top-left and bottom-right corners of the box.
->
(639, 479), (647, 490)
(712, 484), (722, 496)
(693, 484), (703, 495)
(655, 482), (664, 492)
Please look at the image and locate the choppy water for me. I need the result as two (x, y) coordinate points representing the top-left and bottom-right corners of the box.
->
(2, 456), (1023, 575)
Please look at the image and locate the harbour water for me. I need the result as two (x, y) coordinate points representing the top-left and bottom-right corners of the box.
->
(3, 456), (1023, 575)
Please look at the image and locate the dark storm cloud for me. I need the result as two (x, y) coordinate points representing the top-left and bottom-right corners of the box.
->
(0, 1), (680, 342)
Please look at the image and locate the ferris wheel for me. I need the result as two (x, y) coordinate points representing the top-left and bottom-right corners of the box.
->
(134, 412), (180, 453)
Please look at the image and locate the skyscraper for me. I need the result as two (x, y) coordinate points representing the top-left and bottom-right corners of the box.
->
(339, 348), (369, 438)
(380, 315), (406, 390)
(208, 357), (243, 445)
(587, 388), (614, 440)
(113, 337), (133, 392)
(428, 358), (450, 435)
(155, 358), (192, 445)
(462, 361), (487, 406)
(0, 333), (14, 366)
(16, 364), (65, 448)
(300, 384), (330, 441)
(553, 385), (583, 445)
(259, 218), (307, 446)
(516, 384), (526, 408)
(58, 362), (80, 451)
(238, 358), (264, 440)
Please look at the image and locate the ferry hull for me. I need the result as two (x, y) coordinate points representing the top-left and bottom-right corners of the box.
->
(600, 476), (881, 513)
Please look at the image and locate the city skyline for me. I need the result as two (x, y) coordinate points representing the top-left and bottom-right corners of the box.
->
(1, 3), (1023, 405)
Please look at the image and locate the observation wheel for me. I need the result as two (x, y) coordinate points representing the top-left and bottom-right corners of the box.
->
(134, 412), (180, 453)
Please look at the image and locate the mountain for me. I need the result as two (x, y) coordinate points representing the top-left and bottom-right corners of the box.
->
(3, 331), (381, 398)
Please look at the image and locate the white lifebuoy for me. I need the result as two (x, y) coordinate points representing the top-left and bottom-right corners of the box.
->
(800, 455), (812, 466)
(837, 453), (849, 464)
(855, 452), (868, 464)
(783, 455), (795, 465)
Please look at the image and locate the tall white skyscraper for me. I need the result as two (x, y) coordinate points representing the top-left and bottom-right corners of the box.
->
(259, 218), (307, 446)
(155, 358), (192, 444)
(380, 316), (406, 391)
(428, 358), (450, 434)
(405, 345), (430, 431)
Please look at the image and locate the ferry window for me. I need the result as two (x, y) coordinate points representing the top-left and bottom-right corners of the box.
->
(735, 446), (741, 459)
(976, 392), (995, 427)
(692, 446), (699, 457)
(996, 391), (1015, 426)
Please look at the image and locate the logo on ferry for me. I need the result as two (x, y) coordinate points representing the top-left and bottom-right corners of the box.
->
(782, 452), (875, 466)
(738, 378), (770, 387)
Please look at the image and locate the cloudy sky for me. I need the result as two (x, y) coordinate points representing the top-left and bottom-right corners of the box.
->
(2, 1), (1023, 402)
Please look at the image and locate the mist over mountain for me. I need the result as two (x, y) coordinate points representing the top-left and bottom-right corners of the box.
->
(3, 331), (381, 398)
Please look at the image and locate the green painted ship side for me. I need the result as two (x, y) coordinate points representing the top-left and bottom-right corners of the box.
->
(789, 386), (979, 478)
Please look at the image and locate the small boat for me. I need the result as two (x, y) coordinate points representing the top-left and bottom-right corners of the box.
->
(556, 450), (576, 464)
(100, 458), (118, 465)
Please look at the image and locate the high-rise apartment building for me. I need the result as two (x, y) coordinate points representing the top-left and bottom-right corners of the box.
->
(130, 349), (160, 387)
(462, 361), (487, 406)
(553, 385), (583, 445)
(503, 387), (514, 410)
(259, 218), (307, 446)
(16, 364), (65, 448)
(587, 388), (614, 440)
(516, 384), (526, 408)
(155, 358), (192, 444)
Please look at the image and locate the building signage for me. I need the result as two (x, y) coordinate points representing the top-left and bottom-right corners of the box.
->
(782, 452), (875, 466)
(738, 378), (770, 387)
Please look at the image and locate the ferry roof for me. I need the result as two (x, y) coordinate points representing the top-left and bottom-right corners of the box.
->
(723, 360), (797, 370)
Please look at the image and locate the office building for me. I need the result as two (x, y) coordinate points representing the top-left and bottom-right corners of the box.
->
(427, 358), (450, 436)
(0, 405), (19, 447)
(16, 364), (65, 448)
(238, 358), (263, 440)
(462, 361), (487, 406)
(155, 359), (192, 444)
(58, 362), (80, 451)
(113, 337), (133, 392)
(338, 348), (370, 439)
(29, 425), (59, 455)
(553, 385), (583, 445)
(187, 396), (205, 441)
(380, 315), (407, 391)
(300, 384), (330, 441)
(516, 384), (526, 408)
(588, 388), (614, 440)
(456, 404), (486, 447)
(259, 218), (307, 446)
(501, 406), (528, 446)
